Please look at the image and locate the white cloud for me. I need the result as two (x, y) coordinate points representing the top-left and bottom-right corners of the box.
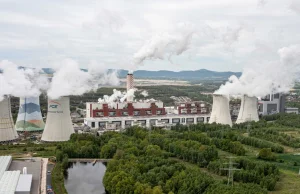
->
(0, 0), (299, 71)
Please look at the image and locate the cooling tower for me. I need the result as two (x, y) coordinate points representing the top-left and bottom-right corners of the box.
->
(236, 95), (259, 124)
(15, 97), (45, 132)
(126, 73), (134, 102)
(209, 94), (232, 126)
(41, 97), (74, 142)
(0, 97), (19, 142)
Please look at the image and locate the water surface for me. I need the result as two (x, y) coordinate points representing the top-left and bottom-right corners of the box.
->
(64, 162), (106, 194)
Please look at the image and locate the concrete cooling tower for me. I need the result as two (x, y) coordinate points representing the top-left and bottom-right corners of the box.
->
(209, 94), (232, 127)
(15, 97), (45, 132)
(41, 97), (74, 142)
(236, 95), (259, 124)
(0, 97), (19, 142)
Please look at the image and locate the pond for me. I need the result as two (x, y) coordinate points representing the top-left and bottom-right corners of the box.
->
(64, 162), (106, 194)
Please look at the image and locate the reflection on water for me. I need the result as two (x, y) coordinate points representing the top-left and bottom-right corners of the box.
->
(64, 162), (106, 194)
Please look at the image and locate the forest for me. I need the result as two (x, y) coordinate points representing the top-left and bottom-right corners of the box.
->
(49, 113), (300, 193)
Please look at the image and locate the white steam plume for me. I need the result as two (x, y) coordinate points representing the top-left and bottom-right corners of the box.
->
(133, 29), (194, 65)
(215, 45), (300, 97)
(290, 0), (300, 14)
(0, 60), (49, 101)
(47, 59), (119, 99)
(140, 90), (149, 97)
(98, 88), (137, 104)
(257, 0), (267, 8)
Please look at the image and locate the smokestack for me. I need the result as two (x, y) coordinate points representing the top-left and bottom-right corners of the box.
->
(126, 73), (134, 102)
(15, 97), (45, 132)
(209, 94), (232, 126)
(41, 96), (74, 142)
(236, 95), (259, 124)
(0, 96), (19, 142)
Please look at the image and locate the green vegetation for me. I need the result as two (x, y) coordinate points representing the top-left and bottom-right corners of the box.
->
(51, 163), (68, 194)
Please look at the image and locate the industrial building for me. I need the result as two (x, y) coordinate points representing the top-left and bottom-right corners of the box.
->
(84, 73), (210, 130)
(41, 97), (74, 142)
(258, 93), (285, 116)
(209, 94), (232, 126)
(0, 156), (32, 194)
(0, 97), (19, 142)
(15, 97), (45, 132)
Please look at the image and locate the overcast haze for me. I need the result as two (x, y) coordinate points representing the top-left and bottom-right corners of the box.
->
(0, 0), (299, 71)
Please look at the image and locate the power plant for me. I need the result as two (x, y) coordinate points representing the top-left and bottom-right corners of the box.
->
(236, 95), (259, 124)
(0, 97), (19, 142)
(41, 97), (74, 142)
(15, 97), (45, 132)
(209, 94), (232, 126)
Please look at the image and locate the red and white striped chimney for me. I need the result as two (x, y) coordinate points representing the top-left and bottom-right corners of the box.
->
(126, 73), (134, 102)
(127, 73), (134, 91)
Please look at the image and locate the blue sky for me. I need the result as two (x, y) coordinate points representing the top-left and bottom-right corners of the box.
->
(0, 0), (299, 72)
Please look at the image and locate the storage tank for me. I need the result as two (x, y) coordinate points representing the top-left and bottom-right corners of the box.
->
(15, 97), (45, 132)
(0, 97), (19, 142)
(41, 97), (74, 142)
(236, 95), (259, 124)
(209, 94), (232, 126)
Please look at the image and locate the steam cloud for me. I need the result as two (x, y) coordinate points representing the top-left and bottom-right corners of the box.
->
(0, 60), (49, 101)
(48, 59), (119, 99)
(290, 0), (300, 14)
(98, 88), (136, 105)
(133, 30), (194, 66)
(140, 90), (149, 97)
(215, 45), (300, 97)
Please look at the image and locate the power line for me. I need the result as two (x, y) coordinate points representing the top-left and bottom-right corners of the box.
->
(220, 157), (241, 186)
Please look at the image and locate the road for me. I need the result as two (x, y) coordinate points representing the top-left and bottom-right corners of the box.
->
(46, 163), (54, 192)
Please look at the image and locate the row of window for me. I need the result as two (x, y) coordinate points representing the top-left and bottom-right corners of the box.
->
(90, 117), (210, 128)
(95, 110), (163, 117)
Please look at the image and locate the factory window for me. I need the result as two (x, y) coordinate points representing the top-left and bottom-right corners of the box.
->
(156, 110), (162, 115)
(112, 121), (122, 126)
(181, 118), (186, 123)
(109, 111), (116, 116)
(146, 110), (152, 115)
(161, 119), (169, 123)
(122, 111), (128, 116)
(181, 109), (187, 114)
(201, 108), (207, 113)
(206, 117), (210, 122)
(134, 111), (140, 116)
(186, 118), (194, 123)
(138, 120), (146, 126)
(172, 118), (180, 123)
(197, 117), (204, 123)
(191, 108), (197, 113)
(96, 112), (103, 116)
(258, 104), (263, 112)
(267, 104), (278, 114)
(91, 122), (95, 128)
(99, 122), (106, 127)
(150, 119), (157, 125)
(125, 120), (133, 125)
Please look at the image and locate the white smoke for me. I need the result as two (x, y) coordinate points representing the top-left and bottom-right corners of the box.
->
(47, 59), (119, 99)
(133, 28), (195, 65)
(257, 0), (267, 7)
(215, 45), (300, 97)
(140, 90), (148, 97)
(98, 88), (137, 104)
(290, 0), (300, 14)
(0, 60), (49, 101)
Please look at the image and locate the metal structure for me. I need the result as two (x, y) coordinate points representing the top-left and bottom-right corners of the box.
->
(41, 97), (74, 142)
(15, 97), (45, 132)
(209, 94), (232, 126)
(236, 95), (259, 124)
(220, 157), (241, 186)
(0, 97), (19, 142)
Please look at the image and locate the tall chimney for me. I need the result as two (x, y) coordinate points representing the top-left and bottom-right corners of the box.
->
(209, 94), (232, 127)
(126, 73), (134, 102)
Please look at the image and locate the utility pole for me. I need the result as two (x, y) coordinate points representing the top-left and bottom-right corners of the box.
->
(220, 157), (241, 186)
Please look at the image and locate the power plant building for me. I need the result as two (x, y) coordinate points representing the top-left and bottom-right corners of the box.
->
(15, 97), (45, 132)
(0, 97), (19, 142)
(258, 93), (286, 116)
(41, 97), (74, 142)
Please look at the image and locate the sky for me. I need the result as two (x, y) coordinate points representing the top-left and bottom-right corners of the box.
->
(0, 0), (299, 72)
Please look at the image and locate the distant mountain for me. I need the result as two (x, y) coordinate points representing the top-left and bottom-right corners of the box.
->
(38, 68), (241, 81)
